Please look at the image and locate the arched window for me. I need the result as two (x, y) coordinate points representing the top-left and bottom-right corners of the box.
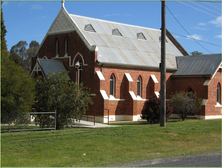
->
(137, 76), (142, 97)
(110, 74), (115, 97)
(217, 83), (221, 104)
(56, 38), (59, 56)
(65, 37), (68, 55)
(187, 87), (194, 97)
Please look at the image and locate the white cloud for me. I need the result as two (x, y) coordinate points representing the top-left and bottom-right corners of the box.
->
(103, 14), (119, 17)
(215, 35), (222, 39)
(31, 4), (43, 10)
(209, 16), (221, 27)
(193, 27), (208, 31)
(186, 34), (203, 41)
(198, 22), (206, 26)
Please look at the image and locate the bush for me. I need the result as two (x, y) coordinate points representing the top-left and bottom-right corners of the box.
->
(170, 92), (202, 121)
(141, 95), (173, 124)
(34, 71), (93, 130)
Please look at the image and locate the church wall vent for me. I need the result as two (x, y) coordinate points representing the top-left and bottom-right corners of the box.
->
(84, 24), (96, 32)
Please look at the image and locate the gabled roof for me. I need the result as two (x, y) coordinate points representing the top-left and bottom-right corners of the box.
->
(31, 58), (71, 80)
(172, 54), (222, 77)
(36, 5), (188, 70)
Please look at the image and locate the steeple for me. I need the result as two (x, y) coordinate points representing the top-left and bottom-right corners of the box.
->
(61, 0), (65, 8)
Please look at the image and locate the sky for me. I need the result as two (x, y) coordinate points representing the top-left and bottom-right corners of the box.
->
(2, 0), (222, 55)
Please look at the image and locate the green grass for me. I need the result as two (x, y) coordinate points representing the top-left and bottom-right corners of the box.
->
(1, 119), (221, 167)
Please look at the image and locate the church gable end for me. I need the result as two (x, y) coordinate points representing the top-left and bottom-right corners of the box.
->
(48, 9), (75, 35)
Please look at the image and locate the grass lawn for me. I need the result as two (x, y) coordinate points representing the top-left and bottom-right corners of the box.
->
(1, 119), (221, 167)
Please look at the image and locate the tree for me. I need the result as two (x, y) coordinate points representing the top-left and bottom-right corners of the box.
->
(10, 40), (39, 71)
(1, 1), (7, 51)
(26, 41), (39, 71)
(190, 51), (203, 56)
(34, 71), (93, 130)
(1, 50), (36, 128)
(141, 95), (173, 124)
(170, 92), (202, 121)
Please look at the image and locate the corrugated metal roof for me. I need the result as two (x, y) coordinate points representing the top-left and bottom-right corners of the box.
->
(172, 54), (222, 76)
(38, 58), (71, 80)
(69, 14), (184, 70)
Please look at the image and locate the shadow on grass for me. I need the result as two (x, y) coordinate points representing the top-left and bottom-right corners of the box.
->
(109, 119), (192, 125)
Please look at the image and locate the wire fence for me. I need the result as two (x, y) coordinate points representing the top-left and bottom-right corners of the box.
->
(1, 111), (56, 133)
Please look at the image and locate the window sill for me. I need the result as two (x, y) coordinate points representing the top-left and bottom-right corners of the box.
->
(215, 103), (222, 107)
(109, 95), (125, 101)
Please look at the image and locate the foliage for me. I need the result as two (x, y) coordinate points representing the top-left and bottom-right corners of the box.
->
(1, 50), (36, 125)
(190, 51), (203, 56)
(141, 95), (173, 124)
(34, 71), (93, 130)
(170, 92), (202, 121)
(1, 2), (7, 51)
(9, 40), (39, 71)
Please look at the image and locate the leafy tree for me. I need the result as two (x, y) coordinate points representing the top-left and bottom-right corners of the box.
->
(141, 95), (173, 124)
(34, 71), (93, 130)
(170, 92), (202, 121)
(190, 51), (203, 56)
(10, 40), (39, 71)
(1, 2), (7, 51)
(1, 50), (36, 129)
(26, 41), (39, 71)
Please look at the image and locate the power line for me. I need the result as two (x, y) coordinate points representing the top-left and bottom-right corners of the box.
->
(178, 1), (218, 18)
(189, 1), (221, 15)
(170, 32), (221, 47)
(166, 5), (213, 54)
(203, 1), (221, 10)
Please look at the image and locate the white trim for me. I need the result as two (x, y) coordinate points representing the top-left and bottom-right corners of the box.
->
(100, 90), (109, 100)
(151, 74), (158, 83)
(155, 92), (160, 98)
(215, 102), (222, 107)
(200, 115), (222, 119)
(96, 71), (105, 80)
(109, 95), (125, 101)
(125, 73), (133, 82)
(212, 62), (222, 78)
(202, 99), (208, 105)
(129, 91), (137, 100)
(203, 79), (211, 86)
(137, 96), (149, 101)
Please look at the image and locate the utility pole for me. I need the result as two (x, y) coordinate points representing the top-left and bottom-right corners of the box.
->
(160, 0), (166, 127)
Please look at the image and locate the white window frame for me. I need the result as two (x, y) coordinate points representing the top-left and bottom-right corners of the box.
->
(137, 76), (142, 97)
(110, 74), (115, 98)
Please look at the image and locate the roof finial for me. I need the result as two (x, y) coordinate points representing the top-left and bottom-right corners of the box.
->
(61, 0), (65, 8)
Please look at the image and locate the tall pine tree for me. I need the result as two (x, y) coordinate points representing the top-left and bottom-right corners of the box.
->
(1, 1), (7, 51)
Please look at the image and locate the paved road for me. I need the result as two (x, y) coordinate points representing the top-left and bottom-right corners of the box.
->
(108, 152), (221, 167)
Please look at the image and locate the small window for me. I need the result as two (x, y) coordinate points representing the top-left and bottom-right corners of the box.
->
(110, 74), (115, 96)
(112, 28), (122, 36)
(187, 87), (194, 94)
(217, 83), (221, 104)
(65, 37), (68, 55)
(137, 76), (142, 96)
(137, 32), (146, 40)
(56, 39), (59, 56)
(84, 24), (96, 32)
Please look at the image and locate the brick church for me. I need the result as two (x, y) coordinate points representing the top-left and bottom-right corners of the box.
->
(31, 2), (222, 122)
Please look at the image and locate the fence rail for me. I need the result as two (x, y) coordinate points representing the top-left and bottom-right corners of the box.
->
(1, 111), (56, 133)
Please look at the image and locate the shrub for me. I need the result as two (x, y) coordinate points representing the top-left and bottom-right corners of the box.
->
(170, 92), (202, 121)
(141, 95), (173, 124)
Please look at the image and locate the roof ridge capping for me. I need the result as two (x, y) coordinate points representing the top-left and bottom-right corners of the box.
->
(68, 13), (161, 32)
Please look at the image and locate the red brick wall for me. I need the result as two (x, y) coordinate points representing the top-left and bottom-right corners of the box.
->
(206, 70), (221, 116)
